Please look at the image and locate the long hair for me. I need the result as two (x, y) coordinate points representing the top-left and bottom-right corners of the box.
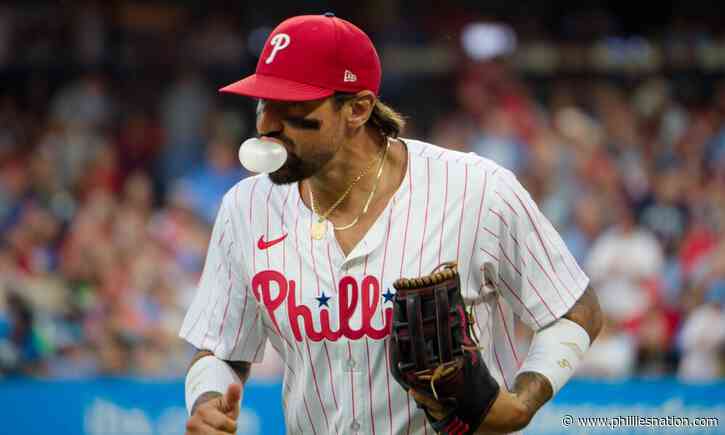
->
(333, 92), (406, 138)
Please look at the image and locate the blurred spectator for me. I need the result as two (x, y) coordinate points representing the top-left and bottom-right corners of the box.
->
(159, 71), (214, 185)
(578, 317), (637, 379)
(50, 73), (114, 130)
(677, 281), (725, 381)
(586, 197), (664, 323)
(171, 111), (249, 224)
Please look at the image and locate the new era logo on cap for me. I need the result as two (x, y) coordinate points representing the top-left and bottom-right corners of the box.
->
(219, 14), (381, 102)
(343, 70), (357, 82)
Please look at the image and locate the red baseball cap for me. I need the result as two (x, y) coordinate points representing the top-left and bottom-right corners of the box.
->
(220, 13), (381, 102)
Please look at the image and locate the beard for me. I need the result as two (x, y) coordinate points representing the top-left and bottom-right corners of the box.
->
(268, 149), (333, 185)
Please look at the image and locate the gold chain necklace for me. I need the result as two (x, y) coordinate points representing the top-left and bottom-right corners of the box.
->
(308, 138), (391, 240)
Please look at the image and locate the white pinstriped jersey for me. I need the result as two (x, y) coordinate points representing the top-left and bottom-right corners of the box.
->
(179, 139), (589, 435)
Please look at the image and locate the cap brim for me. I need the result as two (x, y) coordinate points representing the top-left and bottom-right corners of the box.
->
(219, 74), (334, 102)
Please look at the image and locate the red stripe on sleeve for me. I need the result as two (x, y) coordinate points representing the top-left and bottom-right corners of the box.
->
(455, 165), (468, 262)
(437, 161), (449, 264)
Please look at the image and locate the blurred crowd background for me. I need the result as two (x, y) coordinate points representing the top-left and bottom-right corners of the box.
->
(1, 1), (724, 383)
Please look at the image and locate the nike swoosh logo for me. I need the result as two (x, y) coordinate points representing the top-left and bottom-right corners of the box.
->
(258, 234), (288, 250)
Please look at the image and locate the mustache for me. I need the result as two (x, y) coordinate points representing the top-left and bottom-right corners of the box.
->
(259, 132), (297, 153)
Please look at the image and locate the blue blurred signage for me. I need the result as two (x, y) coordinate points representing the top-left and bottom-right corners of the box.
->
(1, 378), (723, 434)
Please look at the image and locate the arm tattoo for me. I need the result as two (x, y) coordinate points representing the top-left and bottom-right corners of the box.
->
(510, 287), (601, 421)
(513, 371), (553, 417)
(191, 391), (223, 415)
(227, 360), (252, 383)
(563, 286), (603, 343)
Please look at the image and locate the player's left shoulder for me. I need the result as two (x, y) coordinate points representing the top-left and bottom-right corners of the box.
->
(402, 138), (506, 194)
(403, 138), (502, 172)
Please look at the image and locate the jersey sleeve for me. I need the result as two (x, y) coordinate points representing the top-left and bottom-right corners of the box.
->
(179, 191), (267, 362)
(477, 169), (590, 331)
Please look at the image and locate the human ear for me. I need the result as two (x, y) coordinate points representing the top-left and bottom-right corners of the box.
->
(345, 91), (376, 129)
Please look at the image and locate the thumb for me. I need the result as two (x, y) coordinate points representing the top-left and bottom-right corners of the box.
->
(219, 383), (242, 419)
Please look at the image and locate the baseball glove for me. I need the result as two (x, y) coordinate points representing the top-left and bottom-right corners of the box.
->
(388, 262), (500, 435)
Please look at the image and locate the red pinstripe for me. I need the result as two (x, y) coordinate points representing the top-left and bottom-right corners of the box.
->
(305, 338), (331, 431)
(479, 246), (499, 262)
(238, 307), (261, 357)
(496, 190), (519, 217)
(400, 153), (413, 278)
(185, 214), (229, 342)
(418, 159), (431, 275)
(229, 285), (250, 357)
(184, 263), (221, 340)
(437, 161), (449, 264)
(213, 268), (233, 354)
(402, 156), (414, 435)
(365, 337), (377, 435)
(466, 171), (488, 287)
(261, 325), (297, 375)
(379, 201), (395, 435)
(249, 178), (260, 274)
(348, 342), (357, 422)
(525, 244), (570, 305)
(323, 342), (340, 409)
(498, 275), (542, 328)
(499, 241), (525, 278)
(265, 184), (274, 268)
(324, 244), (340, 410)
(303, 396), (318, 435)
(503, 181), (578, 301)
(455, 165), (468, 262)
(538, 223), (583, 301)
(218, 229), (226, 248)
(201, 276), (225, 350)
(490, 209), (509, 229)
(260, 307), (321, 435)
(495, 297), (520, 365)
(309, 202), (322, 296)
(482, 226), (498, 239)
(290, 194), (327, 430)
(249, 178), (260, 224)
(497, 216), (563, 320)
(295, 413), (304, 434)
(486, 303), (510, 390)
(281, 185), (292, 271)
(526, 276), (558, 320)
(252, 335), (265, 361)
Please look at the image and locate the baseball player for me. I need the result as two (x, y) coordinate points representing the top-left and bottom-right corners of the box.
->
(180, 13), (603, 435)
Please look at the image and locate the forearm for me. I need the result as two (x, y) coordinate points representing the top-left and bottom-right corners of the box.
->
(475, 372), (551, 433)
(562, 286), (603, 343)
(187, 350), (251, 414)
(476, 288), (602, 433)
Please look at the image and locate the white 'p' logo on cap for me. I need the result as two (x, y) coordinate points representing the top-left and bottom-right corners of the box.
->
(265, 33), (291, 64)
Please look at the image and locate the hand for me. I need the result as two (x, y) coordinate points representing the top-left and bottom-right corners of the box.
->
(413, 388), (531, 433)
(409, 389), (451, 420)
(185, 384), (241, 434)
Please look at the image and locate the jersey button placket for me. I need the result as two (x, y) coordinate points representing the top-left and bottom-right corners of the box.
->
(345, 356), (358, 372)
(343, 339), (365, 434)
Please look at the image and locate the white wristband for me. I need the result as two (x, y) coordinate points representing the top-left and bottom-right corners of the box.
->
(516, 318), (590, 395)
(185, 355), (243, 415)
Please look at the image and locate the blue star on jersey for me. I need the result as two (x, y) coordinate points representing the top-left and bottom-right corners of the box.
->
(382, 288), (395, 303)
(315, 292), (331, 307)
